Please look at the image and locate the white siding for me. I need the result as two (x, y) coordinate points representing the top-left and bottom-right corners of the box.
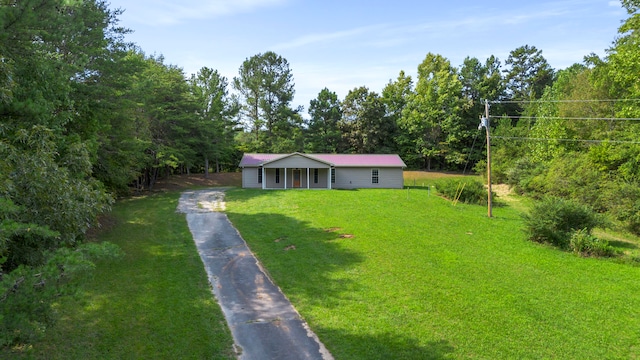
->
(333, 167), (404, 189)
(265, 154), (330, 169)
(242, 168), (261, 188)
(265, 168), (286, 189)
(310, 168), (329, 189)
(244, 164), (403, 189)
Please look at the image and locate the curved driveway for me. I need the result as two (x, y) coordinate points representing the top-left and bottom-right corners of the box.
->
(178, 189), (333, 360)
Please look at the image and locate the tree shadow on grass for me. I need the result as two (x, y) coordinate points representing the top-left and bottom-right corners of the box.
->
(608, 239), (639, 250)
(224, 211), (456, 358)
(16, 192), (237, 359)
(224, 211), (366, 305)
(318, 329), (455, 360)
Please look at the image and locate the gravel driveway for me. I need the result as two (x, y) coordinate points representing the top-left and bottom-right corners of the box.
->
(178, 189), (333, 360)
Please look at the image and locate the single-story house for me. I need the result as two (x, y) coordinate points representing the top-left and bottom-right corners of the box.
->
(239, 152), (406, 189)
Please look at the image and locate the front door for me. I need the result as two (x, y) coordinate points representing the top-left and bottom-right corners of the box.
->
(293, 169), (301, 188)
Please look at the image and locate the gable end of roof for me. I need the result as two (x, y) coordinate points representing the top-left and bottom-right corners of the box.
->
(239, 153), (406, 168)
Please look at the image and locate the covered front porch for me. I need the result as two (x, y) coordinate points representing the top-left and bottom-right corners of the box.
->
(261, 167), (332, 189)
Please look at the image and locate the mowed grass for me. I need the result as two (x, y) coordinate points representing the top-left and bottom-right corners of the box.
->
(11, 192), (236, 359)
(224, 188), (640, 359)
(403, 170), (472, 188)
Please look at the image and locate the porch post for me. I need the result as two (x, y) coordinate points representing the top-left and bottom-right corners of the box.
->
(284, 167), (287, 189)
(328, 167), (332, 189)
(262, 167), (265, 190)
(307, 168), (310, 189)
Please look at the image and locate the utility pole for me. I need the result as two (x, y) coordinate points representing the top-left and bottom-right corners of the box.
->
(484, 100), (492, 218)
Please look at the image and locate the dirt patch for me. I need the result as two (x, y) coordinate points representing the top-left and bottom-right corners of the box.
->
(339, 234), (354, 239)
(324, 227), (342, 232)
(86, 213), (119, 241)
(492, 184), (512, 198)
(284, 245), (296, 251)
(154, 173), (242, 192)
(177, 190), (228, 214)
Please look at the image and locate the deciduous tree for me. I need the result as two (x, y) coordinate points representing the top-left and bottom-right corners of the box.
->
(189, 67), (239, 176)
(340, 87), (394, 154)
(400, 53), (463, 170)
(382, 71), (413, 163)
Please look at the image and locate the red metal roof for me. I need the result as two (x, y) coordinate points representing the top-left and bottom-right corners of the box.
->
(239, 153), (406, 168)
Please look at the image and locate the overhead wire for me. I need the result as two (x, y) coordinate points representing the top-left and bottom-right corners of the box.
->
(490, 99), (640, 104)
(462, 129), (481, 175)
(489, 115), (640, 122)
(483, 98), (640, 144)
(491, 136), (640, 144)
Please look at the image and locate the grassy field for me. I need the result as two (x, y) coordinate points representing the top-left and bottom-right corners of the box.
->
(224, 187), (640, 359)
(8, 171), (640, 359)
(403, 170), (474, 187)
(5, 192), (236, 359)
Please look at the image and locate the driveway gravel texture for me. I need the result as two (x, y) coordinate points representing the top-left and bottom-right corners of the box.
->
(178, 189), (333, 360)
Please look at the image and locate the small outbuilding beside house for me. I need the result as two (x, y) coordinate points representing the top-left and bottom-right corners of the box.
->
(239, 152), (406, 190)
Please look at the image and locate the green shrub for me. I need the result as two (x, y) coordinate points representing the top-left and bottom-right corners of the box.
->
(604, 188), (640, 236)
(523, 197), (603, 249)
(434, 178), (492, 206)
(569, 229), (617, 257)
(0, 242), (122, 347)
(506, 156), (546, 194)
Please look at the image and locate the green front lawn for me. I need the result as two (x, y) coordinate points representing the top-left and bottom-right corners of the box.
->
(12, 179), (640, 359)
(225, 188), (640, 359)
(10, 192), (236, 359)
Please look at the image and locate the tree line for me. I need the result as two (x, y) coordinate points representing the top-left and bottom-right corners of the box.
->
(234, 47), (553, 171)
(1, 0), (639, 346)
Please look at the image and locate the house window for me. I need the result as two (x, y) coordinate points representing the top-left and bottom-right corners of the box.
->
(258, 167), (262, 184)
(372, 169), (379, 184)
(275, 168), (280, 183)
(331, 168), (335, 183)
(313, 168), (319, 183)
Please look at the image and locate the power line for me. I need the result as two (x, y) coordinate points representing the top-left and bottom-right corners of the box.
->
(490, 99), (640, 104)
(491, 136), (640, 144)
(462, 128), (481, 175)
(490, 115), (640, 122)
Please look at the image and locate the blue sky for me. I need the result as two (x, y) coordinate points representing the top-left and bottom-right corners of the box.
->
(106, 0), (626, 114)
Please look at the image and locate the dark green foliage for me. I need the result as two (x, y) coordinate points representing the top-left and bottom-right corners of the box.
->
(507, 151), (640, 235)
(0, 1), (124, 348)
(399, 53), (464, 170)
(233, 51), (302, 153)
(504, 156), (546, 194)
(623, 200), (640, 235)
(434, 178), (492, 205)
(496, 4), (640, 237)
(569, 229), (618, 257)
(306, 88), (342, 153)
(503, 45), (555, 108)
(0, 127), (117, 347)
(0, 242), (122, 347)
(339, 86), (396, 154)
(523, 197), (603, 248)
(188, 67), (240, 175)
(1, 127), (113, 271)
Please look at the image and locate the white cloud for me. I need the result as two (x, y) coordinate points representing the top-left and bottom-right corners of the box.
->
(271, 4), (578, 53)
(119, 0), (288, 26)
(272, 24), (389, 51)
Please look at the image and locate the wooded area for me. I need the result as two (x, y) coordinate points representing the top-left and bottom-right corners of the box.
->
(1, 0), (639, 348)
